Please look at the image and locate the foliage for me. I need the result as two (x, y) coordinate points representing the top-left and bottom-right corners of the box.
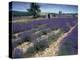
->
(27, 3), (41, 18)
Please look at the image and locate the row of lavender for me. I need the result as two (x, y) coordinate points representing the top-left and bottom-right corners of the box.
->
(12, 17), (77, 33)
(59, 26), (78, 55)
(12, 28), (62, 58)
(12, 17), (78, 58)
(12, 17), (78, 49)
(12, 18), (77, 47)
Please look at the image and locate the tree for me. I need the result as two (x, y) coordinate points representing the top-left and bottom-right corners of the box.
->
(59, 11), (62, 15)
(27, 3), (41, 18)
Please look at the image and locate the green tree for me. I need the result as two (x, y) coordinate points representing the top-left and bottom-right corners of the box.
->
(27, 3), (41, 18)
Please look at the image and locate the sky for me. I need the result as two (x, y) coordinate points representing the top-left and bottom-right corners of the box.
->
(11, 2), (78, 13)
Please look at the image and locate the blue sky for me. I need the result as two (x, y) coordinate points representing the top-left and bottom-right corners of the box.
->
(11, 2), (78, 13)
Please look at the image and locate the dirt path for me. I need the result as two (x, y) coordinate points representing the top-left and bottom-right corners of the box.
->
(34, 24), (77, 57)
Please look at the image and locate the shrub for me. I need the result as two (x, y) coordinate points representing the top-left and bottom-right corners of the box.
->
(34, 35), (49, 51)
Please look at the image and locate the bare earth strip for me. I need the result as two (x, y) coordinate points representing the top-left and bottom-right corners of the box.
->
(34, 24), (77, 57)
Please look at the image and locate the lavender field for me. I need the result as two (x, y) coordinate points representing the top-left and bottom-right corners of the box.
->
(12, 17), (77, 33)
(58, 26), (78, 55)
(9, 2), (78, 58)
(11, 17), (78, 58)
